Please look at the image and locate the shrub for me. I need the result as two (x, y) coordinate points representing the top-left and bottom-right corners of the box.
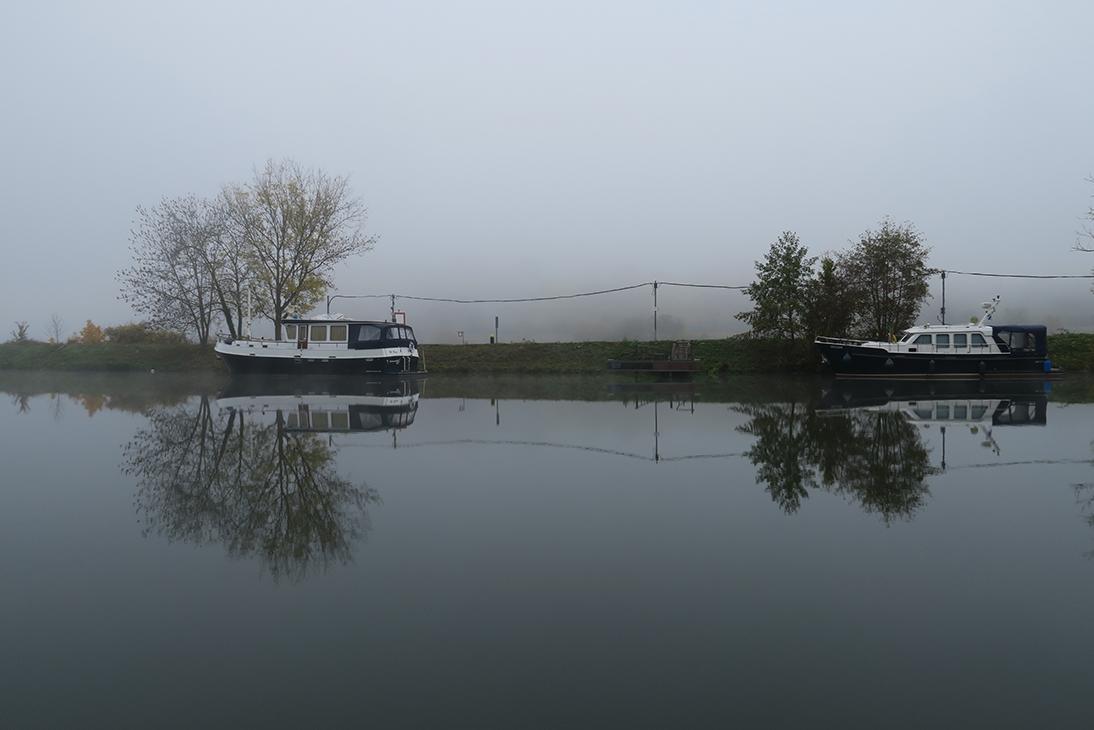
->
(104, 322), (187, 345)
(74, 320), (105, 344)
(9, 321), (30, 342)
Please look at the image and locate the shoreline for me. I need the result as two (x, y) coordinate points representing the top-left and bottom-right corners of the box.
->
(2, 333), (1092, 375)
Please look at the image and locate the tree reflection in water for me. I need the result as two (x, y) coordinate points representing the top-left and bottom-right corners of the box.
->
(736, 401), (935, 522)
(124, 396), (378, 581)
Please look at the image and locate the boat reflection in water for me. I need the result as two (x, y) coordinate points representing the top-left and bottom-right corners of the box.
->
(218, 376), (420, 442)
(820, 379), (1047, 464)
(737, 379), (1050, 521)
(124, 377), (421, 581)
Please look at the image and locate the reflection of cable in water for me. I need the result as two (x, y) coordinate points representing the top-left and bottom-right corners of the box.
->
(336, 436), (744, 463)
(946, 457), (1094, 471)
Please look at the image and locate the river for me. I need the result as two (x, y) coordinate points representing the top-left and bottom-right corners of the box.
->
(2, 372), (1092, 728)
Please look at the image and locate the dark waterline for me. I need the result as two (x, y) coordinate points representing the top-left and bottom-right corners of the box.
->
(2, 372), (1093, 728)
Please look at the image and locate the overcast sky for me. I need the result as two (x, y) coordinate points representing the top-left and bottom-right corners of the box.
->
(2, 0), (1093, 341)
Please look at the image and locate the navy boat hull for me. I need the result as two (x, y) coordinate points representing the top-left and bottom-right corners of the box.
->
(816, 342), (1050, 378)
(217, 350), (420, 375)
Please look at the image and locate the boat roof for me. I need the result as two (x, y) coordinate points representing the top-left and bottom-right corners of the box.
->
(903, 323), (1045, 334)
(903, 323), (992, 333)
(285, 314), (412, 327)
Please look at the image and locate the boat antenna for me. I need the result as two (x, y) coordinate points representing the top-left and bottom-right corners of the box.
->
(245, 287), (253, 339)
(976, 295), (1000, 326)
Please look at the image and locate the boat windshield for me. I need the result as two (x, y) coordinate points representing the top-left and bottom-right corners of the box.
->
(356, 325), (383, 342)
(898, 332), (913, 342)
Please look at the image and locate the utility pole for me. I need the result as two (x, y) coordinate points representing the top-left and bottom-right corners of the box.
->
(653, 280), (658, 341)
(940, 270), (946, 325)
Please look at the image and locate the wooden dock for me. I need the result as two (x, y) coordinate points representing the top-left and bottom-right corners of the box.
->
(607, 340), (701, 373)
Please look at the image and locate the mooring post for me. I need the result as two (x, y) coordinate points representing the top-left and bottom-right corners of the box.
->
(390, 294), (396, 322)
(653, 280), (658, 342)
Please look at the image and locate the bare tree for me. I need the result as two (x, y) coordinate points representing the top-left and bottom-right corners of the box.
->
(1078, 175), (1094, 253)
(116, 197), (220, 344)
(205, 199), (272, 340)
(10, 321), (30, 342)
(48, 313), (64, 343)
(222, 159), (376, 340)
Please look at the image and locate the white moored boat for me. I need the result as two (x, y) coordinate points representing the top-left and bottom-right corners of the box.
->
(815, 297), (1055, 378)
(214, 314), (422, 375)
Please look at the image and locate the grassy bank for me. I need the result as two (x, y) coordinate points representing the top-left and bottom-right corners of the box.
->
(3, 333), (1093, 374)
(422, 336), (780, 375)
(0, 341), (221, 372)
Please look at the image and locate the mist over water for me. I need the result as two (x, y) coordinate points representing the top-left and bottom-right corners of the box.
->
(3, 1), (1094, 341)
(326, 277), (1094, 345)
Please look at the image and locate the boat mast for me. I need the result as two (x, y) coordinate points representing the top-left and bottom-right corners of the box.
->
(976, 295), (1000, 326)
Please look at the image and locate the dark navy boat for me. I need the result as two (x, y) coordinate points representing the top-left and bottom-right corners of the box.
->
(215, 315), (422, 375)
(814, 297), (1056, 378)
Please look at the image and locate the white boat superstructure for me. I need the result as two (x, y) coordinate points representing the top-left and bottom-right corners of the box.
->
(214, 314), (422, 375)
(814, 297), (1053, 377)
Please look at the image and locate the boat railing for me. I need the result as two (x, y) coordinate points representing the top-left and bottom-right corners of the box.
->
(815, 336), (868, 347)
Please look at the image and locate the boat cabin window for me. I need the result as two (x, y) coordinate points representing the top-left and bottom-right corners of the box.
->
(357, 325), (383, 342)
(285, 324), (297, 340)
(936, 404), (950, 419)
(310, 325), (327, 342)
(970, 405), (988, 419)
(953, 333), (967, 348)
(971, 333), (988, 348)
(954, 404), (968, 419)
(899, 333), (913, 342)
(999, 331), (1036, 350)
(913, 334), (932, 345)
(936, 334), (950, 348)
(329, 324), (348, 342)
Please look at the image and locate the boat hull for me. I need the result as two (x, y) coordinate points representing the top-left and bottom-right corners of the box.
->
(216, 349), (420, 375)
(815, 342), (1051, 378)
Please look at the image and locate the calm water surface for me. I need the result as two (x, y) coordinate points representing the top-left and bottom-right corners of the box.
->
(2, 373), (1093, 728)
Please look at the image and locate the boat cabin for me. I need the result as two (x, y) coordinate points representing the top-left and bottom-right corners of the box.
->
(892, 324), (1046, 357)
(280, 316), (417, 351)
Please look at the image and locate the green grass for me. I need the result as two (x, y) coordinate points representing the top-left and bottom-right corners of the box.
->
(422, 335), (778, 375)
(0, 341), (221, 372)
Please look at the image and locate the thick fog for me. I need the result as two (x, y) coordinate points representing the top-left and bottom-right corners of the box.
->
(2, 0), (1093, 343)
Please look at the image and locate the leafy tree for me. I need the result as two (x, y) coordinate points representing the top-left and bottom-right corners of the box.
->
(841, 218), (931, 340)
(737, 231), (817, 349)
(221, 159), (376, 340)
(806, 256), (856, 339)
(75, 320), (104, 344)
